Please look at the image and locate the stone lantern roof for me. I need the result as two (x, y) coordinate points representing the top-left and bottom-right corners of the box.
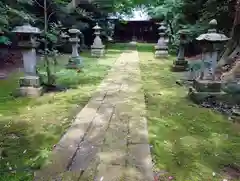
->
(196, 19), (230, 42)
(12, 17), (40, 34)
(93, 23), (102, 30)
(158, 22), (167, 32)
(68, 28), (81, 34)
(60, 32), (70, 38)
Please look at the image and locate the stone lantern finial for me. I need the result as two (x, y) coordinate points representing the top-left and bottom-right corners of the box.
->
(208, 19), (217, 33)
(23, 16), (30, 24)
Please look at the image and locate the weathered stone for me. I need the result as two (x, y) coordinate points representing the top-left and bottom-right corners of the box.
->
(83, 103), (114, 144)
(19, 75), (40, 87)
(70, 141), (100, 171)
(91, 48), (105, 57)
(193, 79), (222, 92)
(172, 60), (188, 72)
(66, 56), (82, 69)
(195, 19), (229, 81)
(127, 144), (154, 181)
(78, 157), (99, 181)
(95, 164), (125, 180)
(58, 171), (82, 181)
(128, 117), (149, 144)
(99, 113), (128, 165)
(188, 87), (227, 103)
(18, 86), (43, 97)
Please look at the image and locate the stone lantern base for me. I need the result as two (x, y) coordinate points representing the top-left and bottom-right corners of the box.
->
(18, 75), (43, 97)
(155, 46), (168, 58)
(129, 41), (137, 48)
(66, 56), (83, 69)
(171, 59), (188, 72)
(193, 79), (222, 92)
(188, 79), (223, 103)
(91, 46), (105, 57)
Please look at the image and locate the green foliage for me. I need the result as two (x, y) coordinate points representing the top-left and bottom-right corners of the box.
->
(0, 35), (11, 45)
(147, 0), (234, 50)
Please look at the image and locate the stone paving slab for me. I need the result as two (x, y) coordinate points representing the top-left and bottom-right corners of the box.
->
(34, 50), (153, 181)
(95, 164), (125, 181)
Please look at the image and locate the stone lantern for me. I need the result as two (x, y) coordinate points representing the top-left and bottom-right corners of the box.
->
(107, 15), (117, 42)
(91, 23), (105, 57)
(154, 22), (169, 58)
(107, 21), (115, 42)
(12, 17), (42, 97)
(189, 19), (229, 101)
(172, 30), (189, 71)
(66, 28), (82, 69)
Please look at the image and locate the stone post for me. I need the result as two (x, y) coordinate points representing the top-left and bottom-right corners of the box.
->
(172, 30), (188, 71)
(91, 23), (105, 57)
(66, 28), (83, 69)
(154, 22), (169, 58)
(12, 18), (43, 97)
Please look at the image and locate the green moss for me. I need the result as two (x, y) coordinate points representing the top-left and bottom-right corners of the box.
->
(138, 43), (240, 181)
(0, 45), (124, 181)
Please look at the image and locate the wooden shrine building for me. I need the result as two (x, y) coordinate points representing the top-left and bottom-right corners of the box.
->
(114, 19), (159, 43)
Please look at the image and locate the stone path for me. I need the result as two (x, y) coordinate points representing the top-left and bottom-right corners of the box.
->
(34, 50), (153, 181)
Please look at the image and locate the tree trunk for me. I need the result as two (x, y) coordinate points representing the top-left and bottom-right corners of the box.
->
(218, 0), (240, 67)
(166, 19), (174, 44)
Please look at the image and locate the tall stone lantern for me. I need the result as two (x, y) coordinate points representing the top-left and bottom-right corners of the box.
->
(172, 30), (189, 71)
(154, 22), (169, 58)
(12, 18), (42, 97)
(189, 19), (229, 102)
(91, 23), (105, 57)
(107, 21), (115, 42)
(66, 28), (82, 69)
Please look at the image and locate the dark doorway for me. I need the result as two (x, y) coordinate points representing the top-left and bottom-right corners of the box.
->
(114, 20), (158, 43)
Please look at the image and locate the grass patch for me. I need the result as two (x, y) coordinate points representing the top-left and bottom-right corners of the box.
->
(138, 44), (240, 181)
(0, 45), (123, 181)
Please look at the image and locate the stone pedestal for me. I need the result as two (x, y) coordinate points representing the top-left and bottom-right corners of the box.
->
(18, 48), (43, 97)
(18, 75), (43, 97)
(172, 60), (188, 72)
(188, 79), (223, 103)
(66, 56), (82, 69)
(155, 47), (168, 58)
(129, 41), (137, 49)
(91, 46), (105, 57)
